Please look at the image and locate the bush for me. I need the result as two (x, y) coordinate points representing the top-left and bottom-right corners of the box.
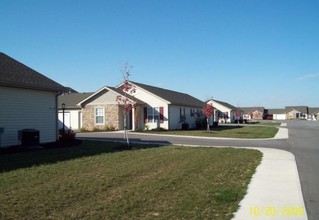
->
(151, 127), (168, 132)
(59, 129), (76, 141)
(80, 127), (88, 132)
(92, 126), (101, 132)
(80, 125), (116, 132)
(144, 124), (150, 131)
(196, 118), (207, 129)
(104, 125), (116, 131)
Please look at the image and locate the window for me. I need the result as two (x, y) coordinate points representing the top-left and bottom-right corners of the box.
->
(190, 109), (195, 117)
(95, 107), (105, 124)
(147, 107), (160, 123)
(147, 107), (153, 123)
(180, 108), (186, 122)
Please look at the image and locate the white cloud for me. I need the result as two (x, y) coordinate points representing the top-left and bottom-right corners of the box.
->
(297, 73), (319, 81)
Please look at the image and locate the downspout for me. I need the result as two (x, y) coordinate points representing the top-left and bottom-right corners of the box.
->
(168, 105), (170, 130)
(55, 90), (64, 141)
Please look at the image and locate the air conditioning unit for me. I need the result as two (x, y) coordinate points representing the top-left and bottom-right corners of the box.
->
(18, 129), (40, 146)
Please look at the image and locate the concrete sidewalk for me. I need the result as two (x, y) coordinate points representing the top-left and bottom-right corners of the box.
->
(233, 147), (308, 220)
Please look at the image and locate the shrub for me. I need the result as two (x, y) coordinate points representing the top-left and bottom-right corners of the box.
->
(151, 127), (168, 132)
(92, 126), (101, 132)
(104, 125), (116, 131)
(80, 127), (89, 132)
(59, 129), (76, 141)
(144, 124), (150, 131)
(196, 118), (207, 129)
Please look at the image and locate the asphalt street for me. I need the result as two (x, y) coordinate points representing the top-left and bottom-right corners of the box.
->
(77, 120), (319, 220)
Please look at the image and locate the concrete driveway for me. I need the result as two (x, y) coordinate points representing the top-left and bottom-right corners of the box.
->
(77, 120), (319, 220)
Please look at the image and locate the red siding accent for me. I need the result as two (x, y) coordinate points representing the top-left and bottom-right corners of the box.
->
(160, 107), (164, 123)
(144, 107), (148, 123)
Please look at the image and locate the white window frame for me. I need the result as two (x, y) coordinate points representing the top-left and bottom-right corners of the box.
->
(147, 107), (160, 123)
(95, 107), (105, 125)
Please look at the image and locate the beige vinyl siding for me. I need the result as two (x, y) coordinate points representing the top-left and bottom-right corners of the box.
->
(133, 86), (169, 130)
(0, 86), (57, 147)
(169, 105), (201, 130)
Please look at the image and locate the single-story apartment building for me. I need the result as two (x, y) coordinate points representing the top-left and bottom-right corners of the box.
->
(0, 52), (64, 147)
(266, 106), (313, 120)
(206, 99), (243, 123)
(64, 81), (205, 131)
(285, 106), (309, 120)
(309, 108), (319, 121)
(241, 107), (265, 120)
(267, 109), (287, 120)
(58, 92), (93, 130)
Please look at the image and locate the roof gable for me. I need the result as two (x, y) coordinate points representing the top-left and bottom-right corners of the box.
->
(124, 81), (205, 108)
(285, 106), (308, 113)
(240, 107), (265, 114)
(209, 99), (237, 111)
(309, 107), (319, 114)
(267, 108), (286, 114)
(78, 86), (143, 107)
(0, 52), (64, 92)
(58, 92), (94, 109)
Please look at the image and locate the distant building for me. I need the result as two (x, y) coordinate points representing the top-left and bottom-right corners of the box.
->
(206, 99), (243, 123)
(241, 107), (265, 120)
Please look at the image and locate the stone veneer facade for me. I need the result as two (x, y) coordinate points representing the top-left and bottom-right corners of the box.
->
(82, 104), (120, 131)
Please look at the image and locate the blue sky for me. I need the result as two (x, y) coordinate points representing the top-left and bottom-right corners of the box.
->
(1, 0), (318, 108)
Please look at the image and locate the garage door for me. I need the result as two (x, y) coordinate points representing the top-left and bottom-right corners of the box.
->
(58, 112), (70, 129)
(274, 114), (286, 120)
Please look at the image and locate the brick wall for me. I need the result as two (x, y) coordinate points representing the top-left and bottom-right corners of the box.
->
(82, 104), (120, 131)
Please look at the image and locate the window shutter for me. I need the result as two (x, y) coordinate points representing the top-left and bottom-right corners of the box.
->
(144, 107), (148, 123)
(160, 107), (164, 123)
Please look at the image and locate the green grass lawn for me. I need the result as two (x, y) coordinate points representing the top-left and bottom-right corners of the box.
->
(245, 121), (281, 127)
(142, 125), (278, 138)
(0, 141), (262, 220)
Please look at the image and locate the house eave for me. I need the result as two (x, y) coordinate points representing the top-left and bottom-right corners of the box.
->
(0, 82), (64, 93)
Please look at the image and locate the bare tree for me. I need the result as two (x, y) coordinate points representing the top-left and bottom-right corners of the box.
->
(235, 107), (241, 127)
(203, 103), (214, 132)
(116, 62), (136, 147)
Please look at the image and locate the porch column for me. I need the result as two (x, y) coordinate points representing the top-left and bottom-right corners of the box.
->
(132, 107), (135, 131)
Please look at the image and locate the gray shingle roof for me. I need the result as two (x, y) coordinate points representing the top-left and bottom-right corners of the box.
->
(267, 108), (286, 114)
(309, 107), (319, 114)
(240, 107), (265, 114)
(211, 99), (237, 110)
(78, 86), (144, 107)
(130, 81), (205, 108)
(0, 52), (64, 92)
(58, 92), (94, 109)
(285, 106), (309, 113)
(107, 86), (144, 105)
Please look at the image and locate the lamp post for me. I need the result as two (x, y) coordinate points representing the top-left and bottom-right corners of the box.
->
(62, 103), (66, 133)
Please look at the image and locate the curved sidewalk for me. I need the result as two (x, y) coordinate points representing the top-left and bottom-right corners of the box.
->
(232, 147), (307, 220)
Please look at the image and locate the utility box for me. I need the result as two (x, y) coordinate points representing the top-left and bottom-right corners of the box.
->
(181, 123), (189, 130)
(18, 129), (40, 146)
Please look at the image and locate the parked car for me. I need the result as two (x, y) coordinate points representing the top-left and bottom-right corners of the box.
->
(263, 115), (273, 120)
